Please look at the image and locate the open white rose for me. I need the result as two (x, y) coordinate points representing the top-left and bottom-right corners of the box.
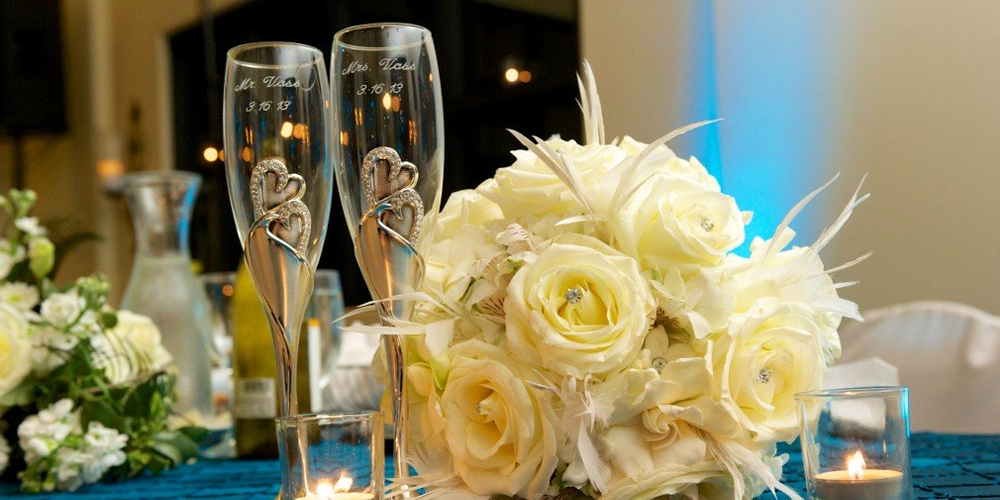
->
(614, 175), (748, 274)
(599, 420), (727, 500)
(505, 235), (654, 379)
(712, 301), (826, 442)
(440, 340), (560, 500)
(479, 137), (626, 221)
(0, 302), (31, 397)
(434, 189), (504, 242)
(727, 229), (859, 363)
(91, 311), (172, 385)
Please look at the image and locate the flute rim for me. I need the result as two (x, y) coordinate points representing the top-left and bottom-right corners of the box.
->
(226, 41), (325, 70)
(794, 385), (908, 400)
(275, 410), (383, 427)
(121, 170), (201, 188)
(333, 22), (432, 52)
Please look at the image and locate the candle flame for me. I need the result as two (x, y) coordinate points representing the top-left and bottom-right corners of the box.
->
(847, 451), (866, 480)
(316, 480), (335, 497)
(315, 472), (353, 498)
(334, 471), (354, 492)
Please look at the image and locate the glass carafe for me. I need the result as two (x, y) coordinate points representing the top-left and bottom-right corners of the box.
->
(120, 171), (214, 418)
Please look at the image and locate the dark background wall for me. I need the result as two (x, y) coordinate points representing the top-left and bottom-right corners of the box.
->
(170, 0), (580, 305)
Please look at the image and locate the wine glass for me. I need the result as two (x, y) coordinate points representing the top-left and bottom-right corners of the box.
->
(331, 23), (444, 489)
(223, 42), (333, 418)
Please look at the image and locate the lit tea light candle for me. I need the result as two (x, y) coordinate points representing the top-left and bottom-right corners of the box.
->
(296, 472), (374, 500)
(814, 451), (905, 500)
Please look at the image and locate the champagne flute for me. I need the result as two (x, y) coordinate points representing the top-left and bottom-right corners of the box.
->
(223, 42), (333, 419)
(331, 23), (444, 489)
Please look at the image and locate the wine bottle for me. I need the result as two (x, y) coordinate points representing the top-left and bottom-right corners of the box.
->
(231, 260), (314, 458)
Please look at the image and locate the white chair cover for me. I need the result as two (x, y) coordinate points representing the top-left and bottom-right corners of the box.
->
(839, 301), (1000, 434)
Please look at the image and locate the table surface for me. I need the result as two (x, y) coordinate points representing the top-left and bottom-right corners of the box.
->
(2, 433), (998, 499)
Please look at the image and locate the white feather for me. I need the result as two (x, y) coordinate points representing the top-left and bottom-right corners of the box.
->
(507, 129), (595, 214)
(704, 433), (804, 500)
(752, 173), (840, 279)
(810, 173), (869, 254)
(608, 119), (721, 212)
(576, 423), (609, 493)
(578, 60), (605, 145)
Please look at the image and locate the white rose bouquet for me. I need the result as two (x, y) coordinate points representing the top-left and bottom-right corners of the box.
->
(387, 63), (868, 500)
(0, 189), (202, 493)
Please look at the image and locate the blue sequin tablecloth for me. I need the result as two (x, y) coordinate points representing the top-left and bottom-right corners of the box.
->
(2, 433), (999, 499)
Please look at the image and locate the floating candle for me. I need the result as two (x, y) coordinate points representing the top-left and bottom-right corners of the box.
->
(296, 475), (374, 500)
(813, 451), (905, 500)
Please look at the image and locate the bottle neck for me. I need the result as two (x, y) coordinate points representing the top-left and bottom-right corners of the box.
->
(123, 172), (200, 258)
(131, 219), (191, 257)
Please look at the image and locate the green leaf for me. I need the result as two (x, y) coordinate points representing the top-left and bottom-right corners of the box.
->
(146, 453), (171, 475)
(151, 430), (199, 461)
(177, 425), (210, 444)
(149, 441), (183, 464)
(81, 398), (122, 430)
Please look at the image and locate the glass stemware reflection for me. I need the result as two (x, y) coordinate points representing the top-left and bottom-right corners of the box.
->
(332, 23), (444, 489)
(223, 42), (333, 418)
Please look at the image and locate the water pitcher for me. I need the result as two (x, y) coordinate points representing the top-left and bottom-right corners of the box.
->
(121, 171), (214, 417)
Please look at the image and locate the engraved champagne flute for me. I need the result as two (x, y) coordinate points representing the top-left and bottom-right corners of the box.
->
(222, 42), (333, 420)
(331, 24), (444, 490)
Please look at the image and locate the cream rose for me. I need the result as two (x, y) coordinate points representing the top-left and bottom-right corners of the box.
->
(599, 420), (729, 500)
(92, 311), (172, 385)
(616, 143), (720, 192)
(0, 303), (31, 397)
(727, 230), (858, 363)
(712, 301), (826, 442)
(440, 340), (560, 500)
(614, 176), (748, 274)
(505, 235), (654, 379)
(434, 189), (503, 241)
(479, 137), (626, 221)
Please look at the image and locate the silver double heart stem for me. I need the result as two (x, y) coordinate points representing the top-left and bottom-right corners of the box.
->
(245, 216), (314, 417)
(356, 146), (426, 498)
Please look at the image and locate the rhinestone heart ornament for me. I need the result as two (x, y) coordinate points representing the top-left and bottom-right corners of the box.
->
(249, 158), (312, 257)
(362, 146), (424, 243)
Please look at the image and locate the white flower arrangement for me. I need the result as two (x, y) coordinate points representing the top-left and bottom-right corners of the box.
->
(390, 63), (868, 500)
(0, 189), (200, 492)
(17, 399), (127, 492)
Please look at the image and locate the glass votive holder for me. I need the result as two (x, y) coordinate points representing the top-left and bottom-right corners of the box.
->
(276, 411), (384, 500)
(796, 386), (911, 500)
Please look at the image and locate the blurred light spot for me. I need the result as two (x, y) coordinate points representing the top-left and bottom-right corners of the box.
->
(382, 92), (392, 110)
(340, 131), (350, 146)
(292, 124), (307, 139)
(241, 147), (253, 162)
(203, 147), (219, 162)
(504, 68), (519, 83)
(518, 70), (532, 83)
(280, 121), (294, 138)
